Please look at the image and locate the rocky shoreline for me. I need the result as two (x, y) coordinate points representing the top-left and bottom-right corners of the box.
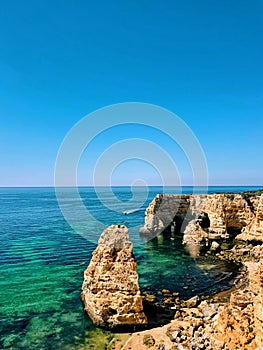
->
(82, 189), (263, 349)
(120, 252), (263, 350)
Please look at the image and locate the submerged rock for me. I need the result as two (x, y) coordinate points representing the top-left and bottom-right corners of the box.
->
(81, 225), (147, 329)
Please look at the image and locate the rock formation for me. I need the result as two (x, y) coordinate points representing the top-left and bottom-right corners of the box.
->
(81, 191), (263, 348)
(211, 260), (263, 349)
(81, 224), (147, 329)
(121, 260), (263, 350)
(236, 194), (263, 241)
(139, 194), (191, 238)
(140, 192), (263, 246)
(118, 189), (263, 350)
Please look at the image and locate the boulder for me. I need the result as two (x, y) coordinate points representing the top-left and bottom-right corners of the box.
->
(210, 241), (220, 251)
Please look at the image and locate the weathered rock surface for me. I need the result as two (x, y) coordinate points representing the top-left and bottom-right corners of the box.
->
(211, 261), (263, 349)
(140, 192), (263, 245)
(81, 225), (147, 329)
(139, 194), (191, 238)
(122, 260), (263, 350)
(236, 194), (263, 241)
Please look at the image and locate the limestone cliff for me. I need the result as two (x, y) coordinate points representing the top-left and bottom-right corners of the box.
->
(211, 261), (263, 349)
(140, 192), (263, 245)
(236, 194), (263, 241)
(81, 225), (147, 329)
(119, 190), (263, 350)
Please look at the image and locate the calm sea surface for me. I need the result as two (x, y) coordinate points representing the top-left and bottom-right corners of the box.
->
(0, 186), (261, 349)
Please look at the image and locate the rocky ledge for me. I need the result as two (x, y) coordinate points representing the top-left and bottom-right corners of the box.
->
(81, 224), (147, 330)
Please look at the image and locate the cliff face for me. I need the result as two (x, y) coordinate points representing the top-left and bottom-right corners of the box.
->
(140, 193), (263, 244)
(237, 194), (263, 241)
(81, 225), (147, 329)
(253, 262), (263, 346)
(139, 194), (191, 238)
(211, 261), (263, 349)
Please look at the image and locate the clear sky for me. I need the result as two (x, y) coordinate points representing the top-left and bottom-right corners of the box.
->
(0, 0), (262, 186)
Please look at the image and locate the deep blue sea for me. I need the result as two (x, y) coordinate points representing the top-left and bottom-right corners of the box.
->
(0, 186), (261, 349)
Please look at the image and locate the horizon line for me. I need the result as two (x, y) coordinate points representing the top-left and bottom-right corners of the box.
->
(0, 185), (262, 188)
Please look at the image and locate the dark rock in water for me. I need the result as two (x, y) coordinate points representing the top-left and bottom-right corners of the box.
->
(81, 225), (147, 329)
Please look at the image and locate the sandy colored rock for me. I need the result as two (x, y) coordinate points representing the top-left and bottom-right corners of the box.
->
(122, 261), (263, 349)
(236, 194), (263, 241)
(81, 225), (147, 329)
(140, 192), (263, 244)
(212, 261), (263, 349)
(124, 190), (263, 349)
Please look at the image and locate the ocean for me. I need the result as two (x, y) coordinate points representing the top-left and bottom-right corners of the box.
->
(0, 186), (261, 349)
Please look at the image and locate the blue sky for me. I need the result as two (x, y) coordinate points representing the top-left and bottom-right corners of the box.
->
(0, 0), (262, 186)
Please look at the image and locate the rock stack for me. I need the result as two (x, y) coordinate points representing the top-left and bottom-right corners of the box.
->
(81, 224), (147, 329)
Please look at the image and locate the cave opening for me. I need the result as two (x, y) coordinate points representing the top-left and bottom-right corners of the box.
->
(198, 212), (210, 229)
(226, 226), (242, 239)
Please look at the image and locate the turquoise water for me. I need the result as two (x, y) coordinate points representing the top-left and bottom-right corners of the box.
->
(0, 186), (261, 349)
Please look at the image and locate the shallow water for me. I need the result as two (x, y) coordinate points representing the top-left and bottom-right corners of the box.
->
(0, 186), (261, 349)
(135, 236), (239, 299)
